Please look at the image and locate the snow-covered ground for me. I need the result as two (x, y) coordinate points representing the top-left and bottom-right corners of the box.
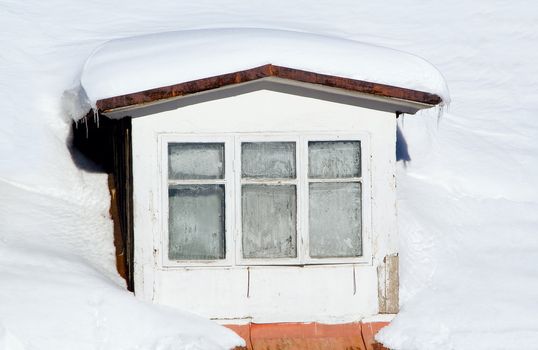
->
(1, 1), (537, 349)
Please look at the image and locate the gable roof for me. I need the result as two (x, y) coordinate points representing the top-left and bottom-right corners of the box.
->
(78, 29), (449, 118)
(96, 64), (442, 113)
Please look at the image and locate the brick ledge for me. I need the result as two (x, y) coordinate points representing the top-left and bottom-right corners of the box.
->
(225, 321), (390, 350)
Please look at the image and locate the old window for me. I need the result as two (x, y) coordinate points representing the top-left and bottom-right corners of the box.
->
(167, 143), (226, 261)
(241, 142), (298, 260)
(163, 134), (368, 266)
(308, 141), (362, 259)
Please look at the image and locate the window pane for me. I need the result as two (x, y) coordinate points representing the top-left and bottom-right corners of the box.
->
(308, 141), (361, 178)
(309, 182), (362, 258)
(241, 142), (296, 179)
(242, 185), (297, 258)
(168, 185), (225, 260)
(168, 143), (224, 180)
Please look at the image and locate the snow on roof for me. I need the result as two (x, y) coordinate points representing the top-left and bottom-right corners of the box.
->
(79, 28), (449, 111)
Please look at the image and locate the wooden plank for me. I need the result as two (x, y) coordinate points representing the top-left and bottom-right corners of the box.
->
(117, 118), (134, 291)
(96, 64), (443, 112)
(377, 254), (399, 314)
(108, 174), (128, 281)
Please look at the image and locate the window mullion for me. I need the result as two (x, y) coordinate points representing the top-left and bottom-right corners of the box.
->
(168, 179), (226, 186)
(234, 136), (241, 265)
(225, 137), (234, 265)
(298, 136), (307, 264)
(240, 179), (297, 185)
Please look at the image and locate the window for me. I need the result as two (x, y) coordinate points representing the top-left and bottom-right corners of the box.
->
(308, 141), (362, 259)
(240, 141), (298, 260)
(161, 134), (369, 266)
(167, 143), (226, 260)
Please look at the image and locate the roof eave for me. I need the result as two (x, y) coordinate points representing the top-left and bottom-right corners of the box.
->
(95, 64), (443, 114)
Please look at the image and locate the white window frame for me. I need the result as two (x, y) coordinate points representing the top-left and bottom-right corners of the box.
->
(235, 135), (303, 266)
(302, 134), (371, 265)
(159, 132), (372, 268)
(160, 134), (235, 267)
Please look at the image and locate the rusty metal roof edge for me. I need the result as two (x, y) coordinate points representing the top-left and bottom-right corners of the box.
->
(96, 64), (443, 113)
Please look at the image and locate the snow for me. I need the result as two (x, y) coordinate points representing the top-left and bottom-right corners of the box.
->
(0, 148), (241, 349)
(0, 242), (240, 350)
(2, 1), (538, 349)
(78, 29), (449, 110)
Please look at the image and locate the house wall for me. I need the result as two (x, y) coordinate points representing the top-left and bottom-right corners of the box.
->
(131, 88), (397, 323)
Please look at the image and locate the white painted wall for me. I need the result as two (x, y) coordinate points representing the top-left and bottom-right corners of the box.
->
(132, 88), (397, 323)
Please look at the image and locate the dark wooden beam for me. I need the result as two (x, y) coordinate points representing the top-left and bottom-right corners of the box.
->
(96, 64), (443, 112)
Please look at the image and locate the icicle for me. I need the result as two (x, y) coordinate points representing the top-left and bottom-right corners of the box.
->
(434, 100), (450, 127)
(93, 108), (100, 128)
(84, 117), (89, 139)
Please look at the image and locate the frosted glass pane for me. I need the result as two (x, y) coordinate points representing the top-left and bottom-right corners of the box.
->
(168, 143), (224, 180)
(241, 142), (296, 179)
(309, 182), (361, 258)
(242, 185), (297, 258)
(168, 185), (225, 260)
(309, 141), (361, 178)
